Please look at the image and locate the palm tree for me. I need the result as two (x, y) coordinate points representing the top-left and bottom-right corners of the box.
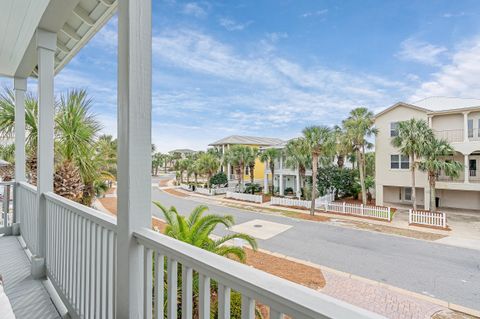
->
(284, 138), (310, 199)
(259, 148), (280, 194)
(391, 119), (433, 210)
(302, 126), (335, 215)
(0, 143), (15, 180)
(197, 153), (219, 188)
(55, 89), (102, 202)
(418, 137), (463, 212)
(152, 152), (163, 176)
(343, 107), (377, 205)
(334, 126), (353, 168)
(154, 203), (257, 261)
(247, 147), (258, 191)
(224, 145), (253, 192)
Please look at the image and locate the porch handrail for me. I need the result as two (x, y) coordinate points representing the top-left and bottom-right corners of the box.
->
(43, 192), (117, 319)
(134, 228), (383, 319)
(16, 181), (38, 254)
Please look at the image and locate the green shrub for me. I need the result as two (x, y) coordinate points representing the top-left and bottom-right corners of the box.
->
(210, 172), (228, 186)
(317, 166), (358, 198)
(284, 187), (294, 194)
(244, 183), (261, 194)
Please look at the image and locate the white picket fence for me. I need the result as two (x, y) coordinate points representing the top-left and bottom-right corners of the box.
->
(226, 191), (263, 203)
(325, 202), (391, 221)
(271, 193), (335, 210)
(213, 186), (236, 195)
(195, 187), (214, 196)
(409, 209), (447, 228)
(179, 183), (191, 191)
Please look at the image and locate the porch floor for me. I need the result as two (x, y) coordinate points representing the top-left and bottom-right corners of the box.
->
(0, 235), (60, 319)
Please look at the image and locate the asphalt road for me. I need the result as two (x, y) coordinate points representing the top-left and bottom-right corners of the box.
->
(151, 176), (480, 310)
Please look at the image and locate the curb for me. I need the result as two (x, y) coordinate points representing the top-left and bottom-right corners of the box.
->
(256, 248), (480, 318)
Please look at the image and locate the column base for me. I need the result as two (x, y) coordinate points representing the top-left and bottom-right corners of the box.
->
(31, 256), (46, 279)
(12, 223), (20, 236)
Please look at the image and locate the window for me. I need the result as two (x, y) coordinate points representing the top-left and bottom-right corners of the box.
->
(470, 159), (477, 176)
(468, 119), (473, 138)
(390, 122), (399, 137)
(404, 187), (412, 201)
(391, 154), (409, 169)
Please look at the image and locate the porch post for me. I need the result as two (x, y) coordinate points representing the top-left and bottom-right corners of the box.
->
(14, 78), (27, 182)
(463, 112), (469, 142)
(279, 156), (284, 195)
(263, 162), (268, 194)
(464, 154), (469, 183)
(116, 0), (152, 317)
(34, 29), (56, 279)
(295, 168), (301, 198)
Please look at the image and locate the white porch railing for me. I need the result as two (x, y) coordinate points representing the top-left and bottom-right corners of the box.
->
(13, 183), (382, 319)
(226, 191), (263, 203)
(434, 129), (464, 143)
(44, 192), (117, 319)
(16, 181), (38, 254)
(325, 202), (392, 221)
(271, 192), (335, 210)
(409, 209), (447, 228)
(0, 182), (14, 235)
(134, 228), (380, 319)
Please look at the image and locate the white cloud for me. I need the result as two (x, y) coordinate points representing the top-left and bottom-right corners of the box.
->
(150, 27), (410, 144)
(301, 9), (328, 18)
(396, 38), (447, 66)
(411, 38), (480, 100)
(219, 18), (252, 31)
(182, 2), (207, 18)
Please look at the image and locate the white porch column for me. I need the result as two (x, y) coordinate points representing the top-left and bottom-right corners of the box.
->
(464, 154), (469, 183)
(295, 168), (301, 198)
(427, 115), (432, 128)
(34, 29), (56, 278)
(463, 111), (469, 142)
(227, 161), (231, 180)
(279, 156), (284, 195)
(263, 161), (268, 194)
(14, 78), (27, 182)
(116, 0), (152, 317)
(423, 187), (430, 211)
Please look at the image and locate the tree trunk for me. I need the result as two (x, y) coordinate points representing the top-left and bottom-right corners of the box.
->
(194, 173), (198, 184)
(358, 150), (367, 205)
(337, 154), (344, 168)
(429, 172), (436, 212)
(310, 154), (318, 216)
(411, 154), (417, 210)
(270, 162), (275, 195)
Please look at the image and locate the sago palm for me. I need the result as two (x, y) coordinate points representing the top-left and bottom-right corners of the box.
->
(418, 137), (463, 212)
(259, 147), (280, 194)
(343, 107), (377, 205)
(391, 119), (433, 210)
(302, 125), (334, 215)
(154, 203), (257, 262)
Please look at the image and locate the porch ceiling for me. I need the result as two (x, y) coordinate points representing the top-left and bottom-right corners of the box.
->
(0, 0), (117, 78)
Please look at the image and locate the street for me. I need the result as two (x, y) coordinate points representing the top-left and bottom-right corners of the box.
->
(151, 176), (480, 310)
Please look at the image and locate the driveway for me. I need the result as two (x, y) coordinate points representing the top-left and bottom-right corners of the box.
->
(150, 176), (480, 310)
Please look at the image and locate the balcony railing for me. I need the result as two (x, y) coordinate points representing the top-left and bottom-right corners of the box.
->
(10, 181), (380, 318)
(433, 129), (464, 143)
(0, 181), (14, 235)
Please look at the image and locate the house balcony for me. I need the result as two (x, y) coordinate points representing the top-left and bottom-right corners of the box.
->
(0, 182), (379, 319)
(434, 128), (480, 143)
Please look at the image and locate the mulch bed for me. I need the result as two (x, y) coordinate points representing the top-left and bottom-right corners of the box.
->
(409, 223), (451, 231)
(158, 179), (171, 187)
(353, 222), (447, 240)
(163, 188), (191, 197)
(282, 211), (330, 222)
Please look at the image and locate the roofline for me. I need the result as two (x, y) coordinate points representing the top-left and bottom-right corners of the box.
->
(374, 102), (429, 120)
(426, 106), (480, 116)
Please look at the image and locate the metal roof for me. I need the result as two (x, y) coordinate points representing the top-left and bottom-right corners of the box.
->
(209, 135), (284, 146)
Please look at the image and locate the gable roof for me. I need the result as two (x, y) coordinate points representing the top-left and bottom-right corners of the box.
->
(374, 102), (429, 119)
(209, 135), (284, 146)
(375, 97), (480, 119)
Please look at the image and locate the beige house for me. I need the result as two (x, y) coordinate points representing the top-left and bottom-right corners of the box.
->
(375, 97), (480, 211)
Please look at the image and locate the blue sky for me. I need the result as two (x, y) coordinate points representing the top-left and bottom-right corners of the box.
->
(3, 0), (480, 151)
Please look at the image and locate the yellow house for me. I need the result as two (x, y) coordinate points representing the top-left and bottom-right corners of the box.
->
(209, 135), (284, 185)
